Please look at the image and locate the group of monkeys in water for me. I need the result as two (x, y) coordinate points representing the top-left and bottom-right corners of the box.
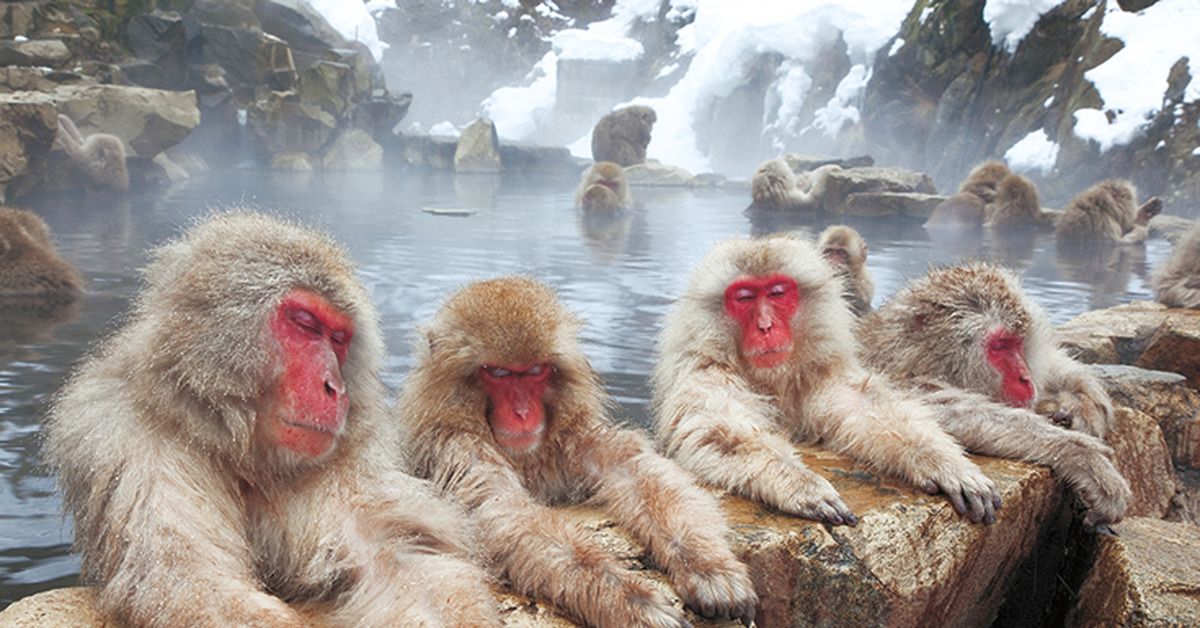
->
(0, 108), (1197, 628)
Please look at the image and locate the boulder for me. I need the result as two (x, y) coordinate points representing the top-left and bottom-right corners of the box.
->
(1169, 468), (1200, 527)
(1065, 517), (1200, 628)
(454, 118), (503, 174)
(840, 191), (945, 219)
(497, 142), (582, 179)
(0, 38), (70, 67)
(0, 452), (1068, 628)
(30, 84), (201, 158)
(624, 162), (694, 186)
(1107, 407), (1177, 518)
(783, 153), (875, 173)
(0, 97), (57, 202)
(123, 10), (199, 91)
(247, 93), (336, 158)
(1093, 364), (1200, 469)
(321, 128), (382, 171)
(395, 134), (459, 170)
(1059, 303), (1200, 394)
(821, 166), (937, 215)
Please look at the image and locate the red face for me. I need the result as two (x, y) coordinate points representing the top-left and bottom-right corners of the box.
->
(266, 289), (353, 458)
(724, 275), (799, 369)
(984, 328), (1035, 407)
(479, 363), (552, 452)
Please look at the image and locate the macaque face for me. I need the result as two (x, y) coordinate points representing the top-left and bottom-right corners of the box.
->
(724, 275), (799, 369)
(266, 289), (353, 458)
(479, 362), (552, 452)
(822, 245), (850, 266)
(984, 327), (1035, 407)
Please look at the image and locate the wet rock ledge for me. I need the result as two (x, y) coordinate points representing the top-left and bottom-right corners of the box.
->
(2, 366), (1198, 627)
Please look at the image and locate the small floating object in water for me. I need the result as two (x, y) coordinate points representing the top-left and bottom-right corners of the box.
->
(421, 207), (477, 217)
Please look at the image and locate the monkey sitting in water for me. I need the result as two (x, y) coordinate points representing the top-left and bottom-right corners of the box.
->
(55, 114), (129, 193)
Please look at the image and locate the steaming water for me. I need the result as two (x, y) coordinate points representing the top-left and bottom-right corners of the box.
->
(0, 169), (1172, 608)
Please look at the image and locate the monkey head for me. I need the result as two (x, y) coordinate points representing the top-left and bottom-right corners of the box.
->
(417, 276), (603, 455)
(724, 275), (798, 369)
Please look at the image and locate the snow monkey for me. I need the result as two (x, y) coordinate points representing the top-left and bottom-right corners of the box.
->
(1055, 179), (1163, 243)
(652, 234), (1001, 526)
(749, 159), (840, 211)
(591, 105), (657, 167)
(1152, 217), (1200, 309)
(0, 207), (82, 297)
(43, 212), (500, 628)
(984, 173), (1055, 229)
(397, 276), (757, 628)
(858, 262), (1131, 526)
(817, 224), (874, 315)
(55, 114), (129, 193)
(575, 161), (633, 211)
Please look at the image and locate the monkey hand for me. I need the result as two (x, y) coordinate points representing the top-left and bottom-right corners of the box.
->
(1136, 196), (1164, 224)
(922, 464), (1001, 524)
(1054, 432), (1131, 528)
(606, 570), (696, 628)
(671, 561), (757, 627)
(1049, 389), (1113, 439)
(781, 472), (858, 526)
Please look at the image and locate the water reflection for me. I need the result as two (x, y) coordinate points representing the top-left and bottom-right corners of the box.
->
(0, 169), (1176, 607)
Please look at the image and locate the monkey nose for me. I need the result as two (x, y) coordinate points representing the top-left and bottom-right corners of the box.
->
(323, 372), (345, 399)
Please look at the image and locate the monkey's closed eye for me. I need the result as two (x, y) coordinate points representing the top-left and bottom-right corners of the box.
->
(483, 366), (512, 378)
(289, 309), (322, 336)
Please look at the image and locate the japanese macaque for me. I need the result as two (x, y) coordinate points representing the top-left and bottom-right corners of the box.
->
(591, 105), (657, 167)
(575, 161), (633, 211)
(984, 174), (1055, 229)
(651, 235), (1001, 526)
(397, 276), (757, 628)
(749, 159), (840, 212)
(0, 208), (82, 297)
(817, 225), (874, 315)
(858, 263), (1131, 526)
(959, 160), (1011, 202)
(1055, 179), (1163, 243)
(1152, 217), (1200, 308)
(43, 213), (500, 628)
(54, 114), (129, 193)
(924, 192), (987, 229)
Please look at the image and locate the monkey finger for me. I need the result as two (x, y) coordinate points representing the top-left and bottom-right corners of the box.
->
(939, 485), (968, 516)
(737, 603), (756, 627)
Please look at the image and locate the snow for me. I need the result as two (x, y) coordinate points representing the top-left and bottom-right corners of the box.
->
(983, 0), (1066, 53)
(311, 0), (1197, 174)
(1004, 129), (1060, 176)
(308, 0), (389, 61)
(1073, 0), (1200, 152)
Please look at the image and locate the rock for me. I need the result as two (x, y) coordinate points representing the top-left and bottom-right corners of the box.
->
(1066, 517), (1200, 628)
(841, 191), (945, 219)
(28, 84), (201, 159)
(269, 152), (313, 171)
(1107, 407), (1177, 518)
(1168, 468), (1200, 526)
(821, 166), (937, 215)
(0, 98), (58, 202)
(297, 60), (354, 119)
(255, 0), (352, 74)
(321, 128), (382, 170)
(498, 142), (583, 178)
(624, 162), (694, 186)
(1059, 303), (1200, 393)
(123, 11), (198, 91)
(247, 93), (336, 157)
(0, 451), (1069, 628)
(783, 154), (875, 172)
(454, 118), (503, 174)
(395, 134), (459, 170)
(196, 24), (265, 103)
(1093, 364), (1200, 469)
(1116, 0), (1161, 11)
(0, 39), (71, 67)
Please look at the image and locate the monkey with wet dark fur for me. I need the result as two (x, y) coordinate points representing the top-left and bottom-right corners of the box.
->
(0, 208), (82, 297)
(591, 105), (657, 167)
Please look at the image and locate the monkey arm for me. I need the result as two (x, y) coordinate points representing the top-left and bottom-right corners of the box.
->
(923, 385), (1131, 527)
(579, 427), (757, 625)
(430, 431), (689, 628)
(1118, 224), (1151, 243)
(1034, 352), (1115, 439)
(808, 376), (1001, 524)
(656, 370), (855, 524)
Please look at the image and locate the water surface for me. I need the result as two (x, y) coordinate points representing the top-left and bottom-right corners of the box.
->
(0, 169), (1174, 607)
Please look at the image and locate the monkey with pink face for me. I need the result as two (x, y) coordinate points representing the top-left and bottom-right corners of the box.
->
(858, 263), (1130, 527)
(43, 213), (500, 628)
(652, 234), (1001, 526)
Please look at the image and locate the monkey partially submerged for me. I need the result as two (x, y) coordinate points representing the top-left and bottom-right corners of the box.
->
(43, 212), (500, 628)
